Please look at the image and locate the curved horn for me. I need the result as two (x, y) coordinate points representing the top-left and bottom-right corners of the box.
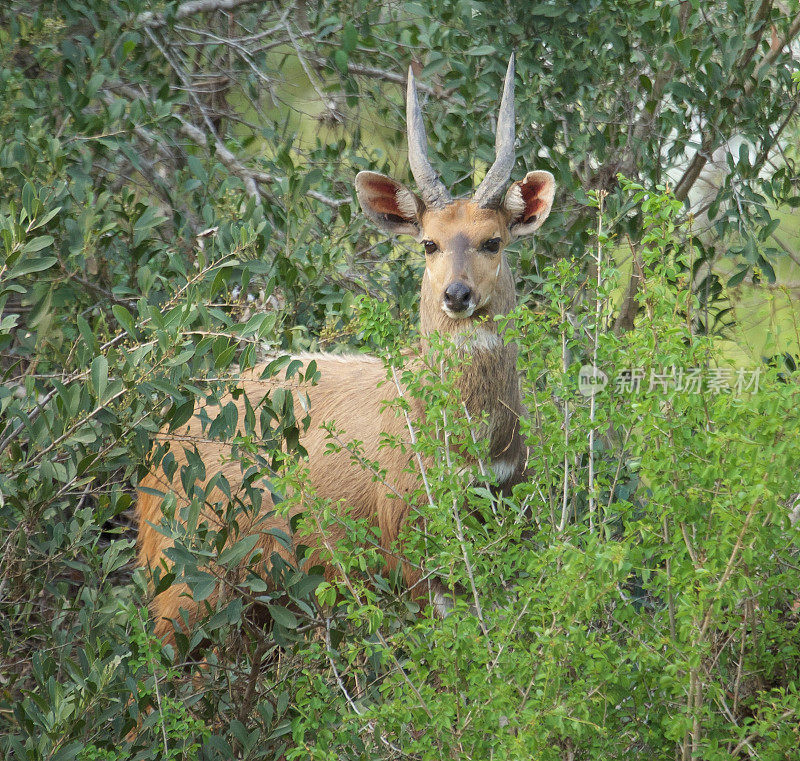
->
(473, 54), (516, 209)
(406, 67), (452, 209)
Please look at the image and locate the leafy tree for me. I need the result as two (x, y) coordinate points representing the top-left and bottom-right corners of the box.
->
(1, 1), (799, 759)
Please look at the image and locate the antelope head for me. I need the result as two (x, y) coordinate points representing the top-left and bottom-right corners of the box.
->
(355, 55), (555, 335)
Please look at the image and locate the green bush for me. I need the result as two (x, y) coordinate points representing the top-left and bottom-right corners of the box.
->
(2, 2), (800, 760)
(7, 176), (796, 760)
(281, 183), (800, 760)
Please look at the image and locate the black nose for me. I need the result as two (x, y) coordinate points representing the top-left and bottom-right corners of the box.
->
(443, 282), (473, 313)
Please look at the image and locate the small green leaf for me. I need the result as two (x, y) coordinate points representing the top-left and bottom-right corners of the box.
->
(727, 267), (748, 287)
(217, 534), (260, 567)
(112, 304), (136, 337)
(186, 571), (216, 602)
(21, 236), (55, 254)
(168, 399), (195, 431)
(91, 356), (108, 401)
(52, 741), (83, 761)
(22, 183), (36, 219)
(333, 49), (348, 75)
(77, 315), (96, 351)
(467, 44), (499, 55)
(267, 604), (298, 629)
(30, 206), (62, 230)
(10, 256), (57, 277)
(341, 21), (357, 53)
(528, 4), (565, 16)
(166, 349), (196, 366)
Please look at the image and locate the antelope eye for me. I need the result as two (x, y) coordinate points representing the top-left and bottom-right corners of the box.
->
(481, 237), (501, 254)
(423, 240), (438, 255)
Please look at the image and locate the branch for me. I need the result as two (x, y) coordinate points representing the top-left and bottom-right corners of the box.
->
(136, 0), (267, 28)
(286, 24), (342, 123)
(304, 54), (452, 100)
(736, 0), (774, 72)
(342, 62), (442, 98)
(181, 116), (348, 207)
(58, 261), (133, 308)
(173, 114), (259, 200)
(105, 85), (347, 208)
(674, 9), (800, 201)
(613, 237), (644, 334)
(677, 94), (798, 230)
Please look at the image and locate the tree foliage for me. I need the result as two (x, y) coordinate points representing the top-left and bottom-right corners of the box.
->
(1, 1), (799, 759)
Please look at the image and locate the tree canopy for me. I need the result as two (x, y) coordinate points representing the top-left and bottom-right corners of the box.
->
(1, 1), (799, 759)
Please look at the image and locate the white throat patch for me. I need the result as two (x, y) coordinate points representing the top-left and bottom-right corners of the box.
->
(491, 457), (518, 485)
(455, 328), (502, 353)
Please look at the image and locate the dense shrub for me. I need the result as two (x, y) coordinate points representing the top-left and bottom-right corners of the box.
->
(1, 2), (800, 760)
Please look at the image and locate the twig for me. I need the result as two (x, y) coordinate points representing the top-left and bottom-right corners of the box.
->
(390, 366), (436, 511)
(324, 616), (362, 715)
(588, 190), (607, 530)
(440, 400), (491, 648)
(106, 84), (347, 208)
(134, 607), (170, 756)
(613, 236), (643, 334)
(558, 298), (571, 532)
(136, 0), (267, 28)
(285, 24), (339, 121)
(144, 25), (267, 204)
(0, 256), (237, 459)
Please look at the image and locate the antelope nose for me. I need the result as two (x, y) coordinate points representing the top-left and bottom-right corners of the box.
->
(443, 282), (473, 313)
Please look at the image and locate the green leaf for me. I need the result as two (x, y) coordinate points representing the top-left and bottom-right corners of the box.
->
(30, 206), (62, 230)
(333, 49), (348, 75)
(22, 182), (37, 219)
(239, 312), (267, 338)
(21, 236), (54, 254)
(341, 21), (357, 53)
(267, 604), (298, 629)
(168, 399), (195, 431)
(292, 573), (323, 600)
(112, 304), (136, 337)
(727, 267), (748, 287)
(91, 355), (108, 401)
(10, 256), (57, 278)
(186, 571), (216, 602)
(166, 348), (197, 366)
(467, 45), (499, 56)
(527, 5), (565, 17)
(52, 741), (83, 761)
(77, 315), (96, 352)
(0, 313), (20, 333)
(217, 534), (260, 567)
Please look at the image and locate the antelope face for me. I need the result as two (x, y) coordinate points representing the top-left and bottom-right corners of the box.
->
(356, 171), (555, 321)
(419, 201), (510, 319)
(355, 54), (555, 323)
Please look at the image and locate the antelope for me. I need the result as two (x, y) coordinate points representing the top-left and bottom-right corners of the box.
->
(136, 54), (555, 643)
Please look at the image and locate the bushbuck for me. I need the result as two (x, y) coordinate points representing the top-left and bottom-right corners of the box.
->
(136, 54), (555, 642)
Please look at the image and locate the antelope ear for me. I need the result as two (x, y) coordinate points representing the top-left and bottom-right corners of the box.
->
(502, 170), (555, 239)
(355, 171), (425, 239)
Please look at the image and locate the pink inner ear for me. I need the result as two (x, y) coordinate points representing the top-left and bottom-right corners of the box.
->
(524, 197), (545, 222)
(364, 178), (406, 218)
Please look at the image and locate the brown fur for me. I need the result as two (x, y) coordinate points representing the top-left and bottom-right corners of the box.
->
(136, 176), (554, 644)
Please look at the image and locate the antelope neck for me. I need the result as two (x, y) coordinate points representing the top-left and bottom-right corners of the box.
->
(417, 276), (522, 457)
